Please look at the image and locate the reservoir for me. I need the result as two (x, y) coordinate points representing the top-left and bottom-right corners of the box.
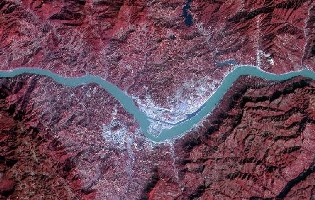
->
(0, 66), (314, 142)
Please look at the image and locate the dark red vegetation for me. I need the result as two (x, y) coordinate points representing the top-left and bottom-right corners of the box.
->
(0, 74), (315, 199)
(0, 83), (86, 199)
(1, 0), (315, 199)
(172, 76), (315, 199)
(1, 0), (315, 106)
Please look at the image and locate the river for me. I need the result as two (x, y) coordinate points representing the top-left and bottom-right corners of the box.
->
(0, 66), (313, 142)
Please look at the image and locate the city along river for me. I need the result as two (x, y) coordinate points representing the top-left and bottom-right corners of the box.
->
(1, 66), (314, 142)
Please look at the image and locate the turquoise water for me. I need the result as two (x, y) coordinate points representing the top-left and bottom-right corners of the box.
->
(0, 66), (314, 142)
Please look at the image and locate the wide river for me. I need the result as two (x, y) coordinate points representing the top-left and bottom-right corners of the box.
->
(1, 66), (314, 142)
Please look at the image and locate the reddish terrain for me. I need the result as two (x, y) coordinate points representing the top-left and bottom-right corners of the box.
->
(1, 0), (315, 199)
(0, 74), (315, 199)
(1, 0), (315, 107)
